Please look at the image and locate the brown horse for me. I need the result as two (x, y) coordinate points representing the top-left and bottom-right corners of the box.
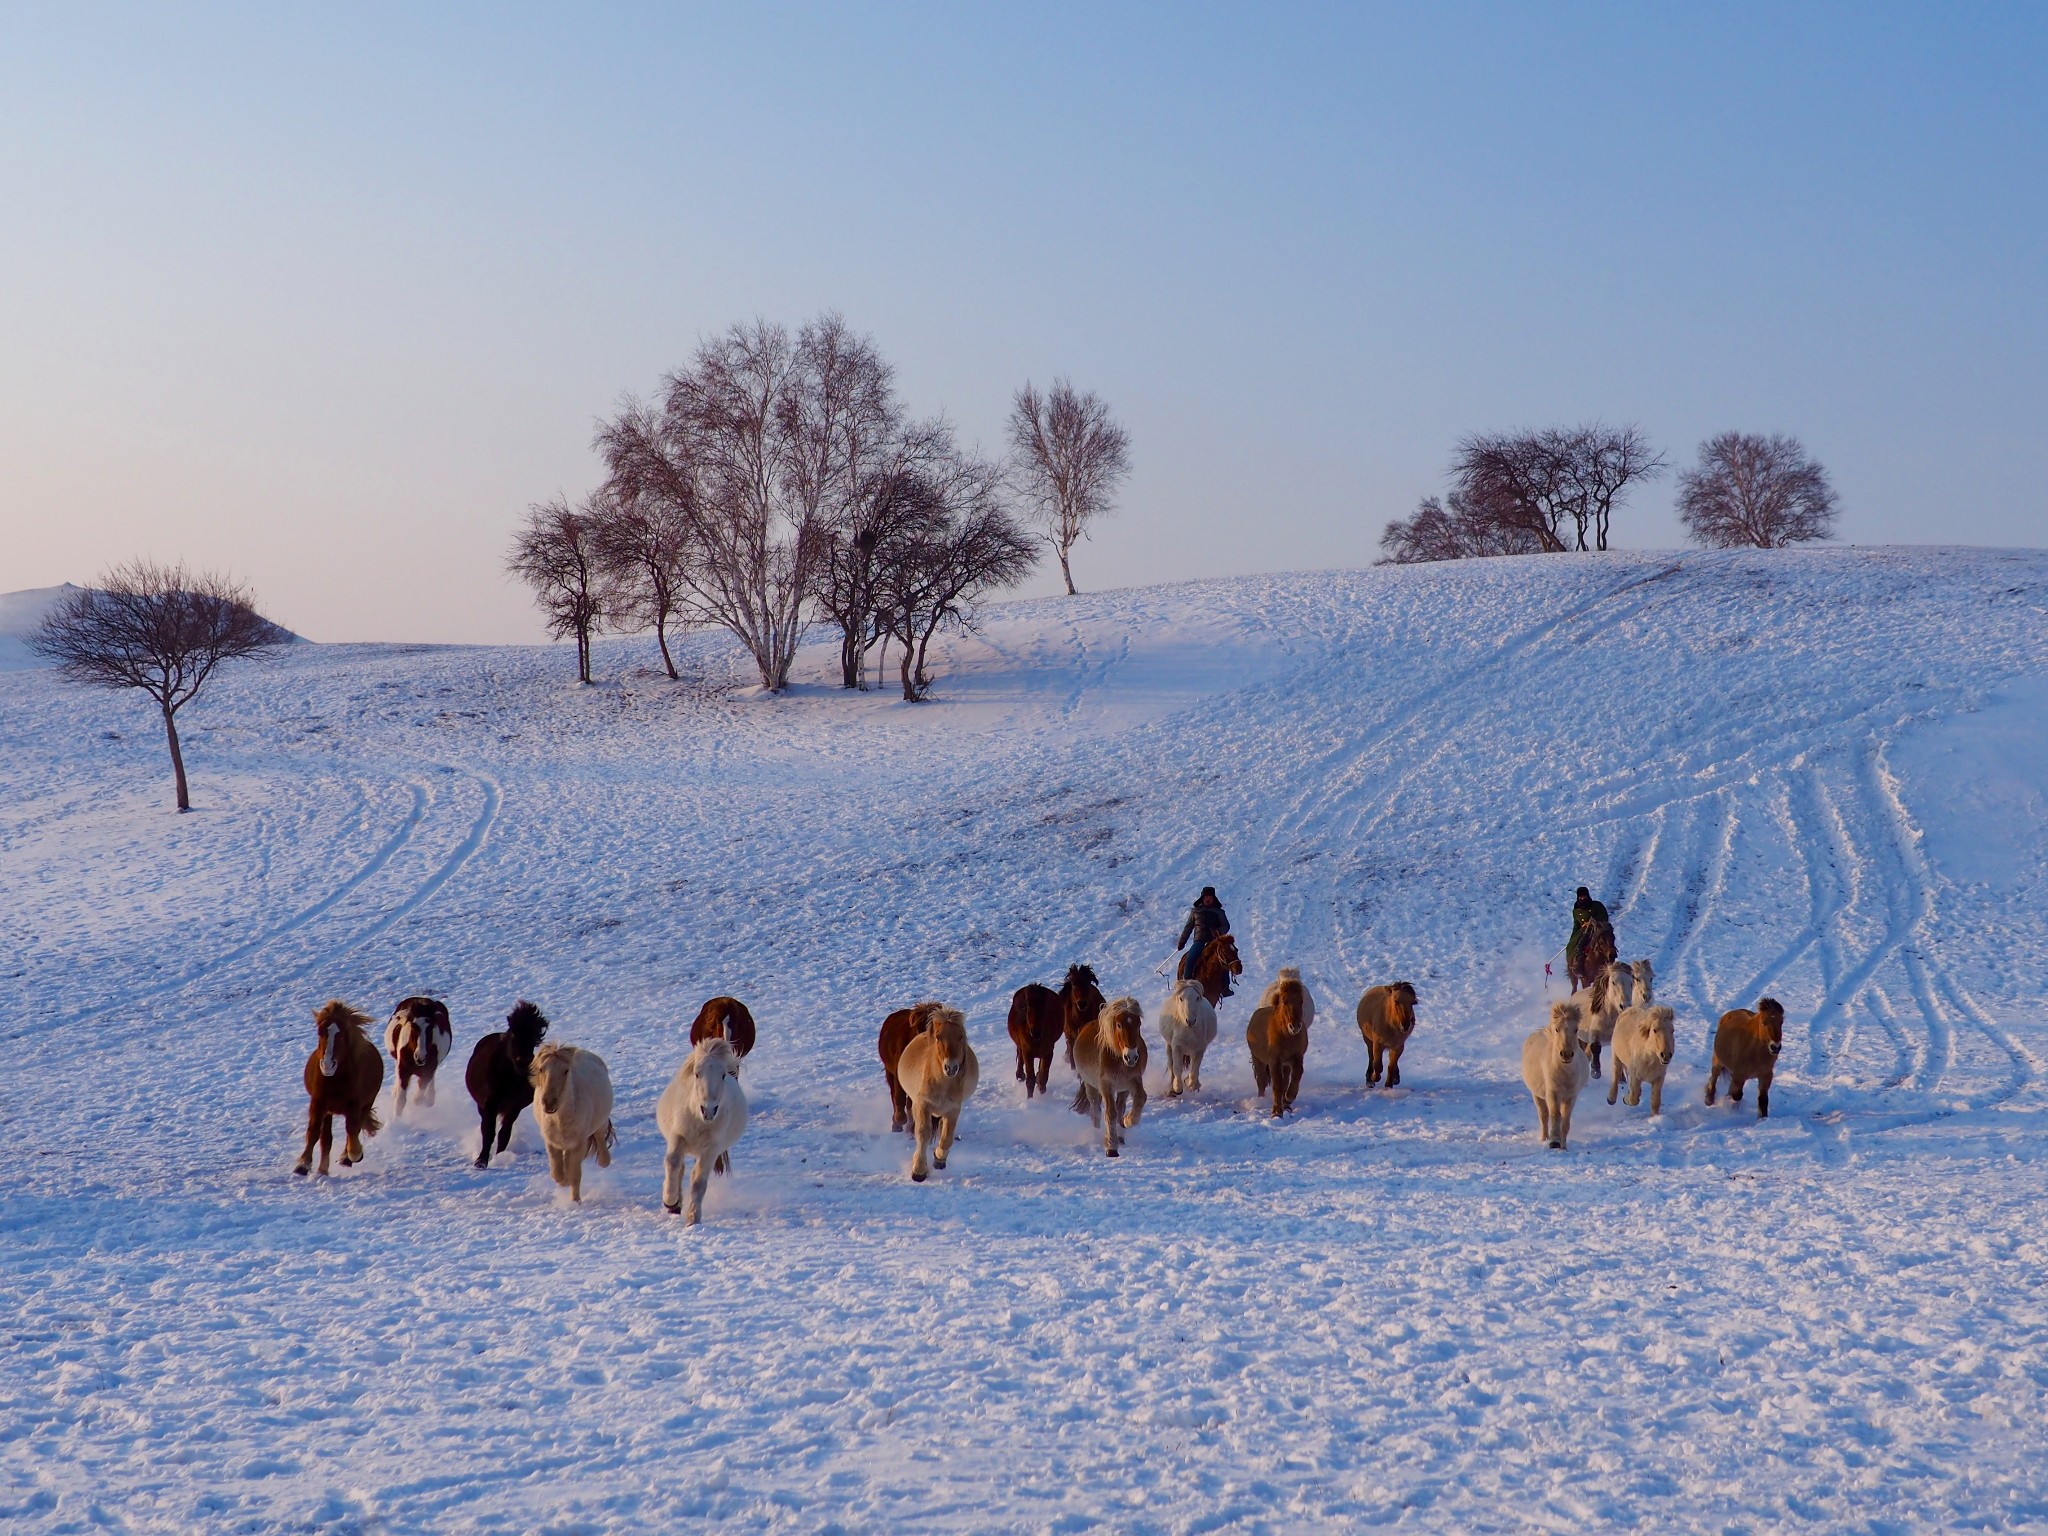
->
(1568, 915), (1617, 994)
(385, 996), (452, 1117)
(897, 1006), (980, 1182)
(1071, 996), (1148, 1157)
(1008, 964), (1106, 1090)
(1708, 997), (1785, 1118)
(1192, 933), (1243, 1008)
(687, 995), (757, 1058)
(879, 1001), (945, 1132)
(1355, 981), (1418, 1088)
(1246, 970), (1312, 1117)
(465, 1000), (549, 1169)
(294, 1000), (385, 1176)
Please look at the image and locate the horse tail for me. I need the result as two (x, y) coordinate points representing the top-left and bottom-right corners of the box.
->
(362, 1104), (383, 1138)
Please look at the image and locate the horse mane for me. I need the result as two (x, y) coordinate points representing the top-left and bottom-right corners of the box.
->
(530, 1040), (571, 1072)
(1065, 963), (1098, 990)
(506, 1000), (550, 1050)
(315, 999), (373, 1037)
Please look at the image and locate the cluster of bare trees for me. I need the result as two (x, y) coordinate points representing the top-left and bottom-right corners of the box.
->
(511, 315), (1128, 698)
(1380, 425), (1837, 564)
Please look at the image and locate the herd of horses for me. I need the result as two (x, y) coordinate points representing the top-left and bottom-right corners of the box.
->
(290, 932), (1789, 1219)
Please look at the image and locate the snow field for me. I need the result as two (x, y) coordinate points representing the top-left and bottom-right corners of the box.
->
(3, 547), (2047, 1532)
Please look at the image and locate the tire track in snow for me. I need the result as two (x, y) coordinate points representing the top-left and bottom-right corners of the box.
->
(5, 777), (428, 1041)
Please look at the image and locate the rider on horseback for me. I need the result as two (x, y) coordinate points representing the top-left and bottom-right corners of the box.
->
(1176, 887), (1232, 994)
(1565, 886), (1613, 988)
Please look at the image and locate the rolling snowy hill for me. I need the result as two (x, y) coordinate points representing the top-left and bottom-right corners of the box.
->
(3, 547), (2046, 1532)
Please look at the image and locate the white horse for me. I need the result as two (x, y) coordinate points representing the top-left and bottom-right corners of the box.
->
(529, 1043), (615, 1203)
(656, 1037), (749, 1224)
(1157, 979), (1217, 1095)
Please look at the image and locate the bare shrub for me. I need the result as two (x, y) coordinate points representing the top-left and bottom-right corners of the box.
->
(1452, 425), (1665, 553)
(508, 496), (612, 685)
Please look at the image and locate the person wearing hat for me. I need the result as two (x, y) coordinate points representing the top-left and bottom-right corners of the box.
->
(1176, 886), (1232, 992)
(1565, 885), (1612, 984)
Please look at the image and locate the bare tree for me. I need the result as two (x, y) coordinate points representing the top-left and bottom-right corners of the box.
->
(1008, 379), (1132, 595)
(877, 456), (1037, 699)
(591, 482), (694, 680)
(1452, 425), (1665, 553)
(1677, 432), (1839, 548)
(508, 495), (611, 684)
(1377, 491), (1545, 564)
(32, 560), (288, 812)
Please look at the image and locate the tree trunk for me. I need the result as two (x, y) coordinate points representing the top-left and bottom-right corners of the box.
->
(576, 623), (592, 685)
(161, 702), (190, 813)
(1057, 543), (1077, 596)
(839, 625), (863, 690)
(898, 637), (918, 700)
(655, 609), (678, 680)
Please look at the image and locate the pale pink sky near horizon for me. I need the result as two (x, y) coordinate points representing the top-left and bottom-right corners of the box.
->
(4, 4), (2043, 644)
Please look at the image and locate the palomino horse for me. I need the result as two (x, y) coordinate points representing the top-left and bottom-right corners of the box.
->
(385, 996), (452, 1117)
(1191, 933), (1243, 1009)
(879, 1001), (945, 1132)
(896, 1006), (980, 1182)
(1567, 915), (1617, 994)
(1008, 963), (1106, 1090)
(529, 1042), (615, 1203)
(465, 1001), (549, 1169)
(1072, 996), (1149, 1157)
(687, 995), (757, 1058)
(294, 1000), (385, 1176)
(1246, 970), (1313, 1117)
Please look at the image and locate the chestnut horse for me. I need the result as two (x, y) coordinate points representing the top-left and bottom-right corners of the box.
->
(879, 1001), (945, 1132)
(1191, 933), (1243, 1008)
(294, 1001), (384, 1176)
(687, 995), (757, 1058)
(1246, 970), (1312, 1117)
(1008, 963), (1106, 1091)
(465, 1000), (549, 1169)
(1071, 996), (1148, 1157)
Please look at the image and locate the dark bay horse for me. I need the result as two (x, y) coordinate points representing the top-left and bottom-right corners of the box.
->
(1007, 964), (1107, 1090)
(1568, 916), (1617, 994)
(464, 1001), (549, 1169)
(879, 1001), (945, 1132)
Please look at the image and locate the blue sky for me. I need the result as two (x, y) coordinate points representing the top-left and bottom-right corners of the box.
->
(3, 3), (2042, 641)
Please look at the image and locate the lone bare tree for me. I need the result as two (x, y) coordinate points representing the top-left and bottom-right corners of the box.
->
(508, 495), (611, 684)
(591, 483), (694, 680)
(1452, 425), (1665, 553)
(32, 560), (289, 812)
(1008, 379), (1131, 595)
(1677, 432), (1839, 548)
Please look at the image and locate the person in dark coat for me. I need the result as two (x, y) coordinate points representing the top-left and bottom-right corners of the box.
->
(1565, 886), (1612, 980)
(1176, 887), (1232, 991)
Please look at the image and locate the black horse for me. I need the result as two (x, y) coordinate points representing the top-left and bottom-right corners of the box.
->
(464, 1001), (549, 1169)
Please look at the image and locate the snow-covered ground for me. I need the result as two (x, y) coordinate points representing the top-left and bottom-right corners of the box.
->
(3, 547), (2047, 1533)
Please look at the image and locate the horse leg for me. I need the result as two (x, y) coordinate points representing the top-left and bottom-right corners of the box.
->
(1387, 1045), (1402, 1089)
(1125, 1079), (1146, 1130)
(1035, 1052), (1051, 1095)
(474, 1107), (496, 1168)
(1608, 1064), (1623, 1106)
(1556, 1095), (1575, 1150)
(1104, 1093), (1120, 1157)
(935, 1111), (958, 1170)
(317, 1112), (335, 1176)
(1756, 1072), (1770, 1119)
(1647, 1073), (1662, 1115)
(910, 1106), (933, 1183)
(888, 1070), (908, 1133)
(685, 1152), (712, 1225)
(394, 1070), (408, 1119)
(342, 1112), (365, 1166)
(1705, 1062), (1721, 1106)
(421, 1072), (436, 1109)
(1536, 1096), (1553, 1146)
(294, 1099), (321, 1176)
(662, 1137), (687, 1213)
(1588, 1039), (1602, 1079)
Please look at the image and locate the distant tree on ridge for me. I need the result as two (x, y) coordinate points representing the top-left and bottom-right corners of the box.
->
(1677, 432), (1839, 549)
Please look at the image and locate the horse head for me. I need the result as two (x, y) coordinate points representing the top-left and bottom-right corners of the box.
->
(1549, 1001), (1582, 1063)
(1207, 934), (1243, 977)
(314, 1000), (368, 1078)
(690, 1037), (740, 1123)
(927, 1008), (971, 1080)
(530, 1043), (574, 1114)
(1391, 982), (1418, 1036)
(1271, 978), (1308, 1041)
(1103, 997), (1145, 1068)
(1757, 997), (1784, 1057)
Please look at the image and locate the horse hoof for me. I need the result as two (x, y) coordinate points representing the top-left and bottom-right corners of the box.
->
(292, 1165), (309, 1178)
(665, 1203), (681, 1215)
(1106, 1147), (1119, 1158)
(911, 1169), (928, 1183)
(933, 1156), (947, 1170)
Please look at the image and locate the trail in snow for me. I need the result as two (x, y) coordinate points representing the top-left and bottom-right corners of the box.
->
(2, 548), (2047, 1533)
